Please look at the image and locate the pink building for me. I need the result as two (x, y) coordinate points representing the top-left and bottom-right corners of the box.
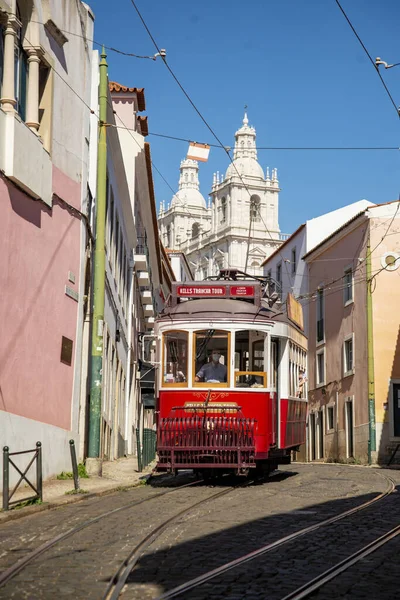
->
(305, 201), (400, 464)
(0, 0), (94, 483)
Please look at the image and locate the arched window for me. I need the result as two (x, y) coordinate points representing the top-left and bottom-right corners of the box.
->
(192, 223), (200, 238)
(184, 173), (188, 182)
(220, 197), (227, 224)
(250, 195), (261, 222)
(190, 173), (194, 182)
(166, 225), (171, 248)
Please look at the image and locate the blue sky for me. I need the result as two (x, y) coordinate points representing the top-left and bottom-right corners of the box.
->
(89, 0), (400, 234)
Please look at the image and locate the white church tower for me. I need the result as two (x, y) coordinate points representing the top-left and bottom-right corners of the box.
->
(158, 113), (284, 280)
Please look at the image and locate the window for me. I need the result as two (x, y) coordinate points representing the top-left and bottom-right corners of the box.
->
(166, 225), (171, 248)
(221, 197), (227, 223)
(192, 222), (200, 238)
(276, 263), (282, 285)
(327, 406), (334, 430)
(276, 263), (282, 298)
(316, 349), (325, 386)
(14, 2), (28, 121)
(234, 331), (266, 388)
(0, 24), (4, 94)
(316, 288), (324, 343)
(289, 341), (307, 398)
(194, 330), (229, 386)
(343, 267), (353, 304)
(343, 335), (354, 376)
(250, 195), (261, 222)
(267, 269), (272, 281)
(291, 247), (297, 274)
(162, 331), (188, 387)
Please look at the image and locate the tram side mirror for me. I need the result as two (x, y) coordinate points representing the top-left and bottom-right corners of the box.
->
(141, 334), (159, 364)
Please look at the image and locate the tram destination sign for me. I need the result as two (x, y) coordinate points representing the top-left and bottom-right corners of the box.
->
(172, 282), (261, 305)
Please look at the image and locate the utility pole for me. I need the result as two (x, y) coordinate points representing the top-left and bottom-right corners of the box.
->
(87, 47), (108, 464)
(366, 235), (376, 464)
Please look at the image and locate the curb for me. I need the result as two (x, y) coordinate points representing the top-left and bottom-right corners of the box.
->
(0, 474), (153, 525)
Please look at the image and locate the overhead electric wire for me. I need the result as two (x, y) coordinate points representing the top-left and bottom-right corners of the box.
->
(26, 17), (158, 59)
(335, 0), (400, 119)
(128, 0), (301, 281)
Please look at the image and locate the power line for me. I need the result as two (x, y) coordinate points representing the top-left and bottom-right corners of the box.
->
(25, 17), (158, 60)
(335, 0), (400, 119)
(148, 131), (399, 151)
(128, 0), (302, 281)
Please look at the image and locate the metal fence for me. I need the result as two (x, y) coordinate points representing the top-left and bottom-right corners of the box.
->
(3, 442), (43, 510)
(136, 428), (156, 472)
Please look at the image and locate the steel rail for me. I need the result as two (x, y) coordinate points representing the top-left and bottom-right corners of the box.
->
(103, 478), (256, 600)
(0, 476), (203, 588)
(157, 473), (396, 599)
(281, 523), (400, 600)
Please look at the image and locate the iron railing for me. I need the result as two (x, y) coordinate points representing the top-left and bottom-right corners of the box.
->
(2, 442), (43, 510)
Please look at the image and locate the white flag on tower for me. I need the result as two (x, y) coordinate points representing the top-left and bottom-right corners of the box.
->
(187, 142), (210, 162)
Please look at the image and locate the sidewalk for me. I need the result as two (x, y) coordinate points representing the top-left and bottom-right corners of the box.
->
(0, 456), (155, 524)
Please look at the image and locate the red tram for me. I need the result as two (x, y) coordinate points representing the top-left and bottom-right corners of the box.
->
(154, 278), (307, 477)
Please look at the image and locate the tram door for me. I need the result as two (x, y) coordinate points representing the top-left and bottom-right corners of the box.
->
(270, 338), (280, 441)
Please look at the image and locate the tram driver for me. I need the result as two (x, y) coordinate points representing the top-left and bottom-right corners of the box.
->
(195, 351), (227, 383)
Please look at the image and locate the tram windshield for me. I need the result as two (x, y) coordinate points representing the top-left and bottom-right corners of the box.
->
(161, 328), (268, 388)
(194, 330), (229, 386)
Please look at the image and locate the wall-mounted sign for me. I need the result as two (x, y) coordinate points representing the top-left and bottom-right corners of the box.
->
(61, 336), (73, 366)
(287, 293), (304, 330)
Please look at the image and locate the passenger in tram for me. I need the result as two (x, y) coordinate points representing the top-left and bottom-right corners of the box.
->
(195, 351), (227, 383)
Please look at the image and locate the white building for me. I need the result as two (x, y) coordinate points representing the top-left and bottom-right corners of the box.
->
(81, 69), (164, 463)
(261, 199), (374, 333)
(158, 114), (288, 279)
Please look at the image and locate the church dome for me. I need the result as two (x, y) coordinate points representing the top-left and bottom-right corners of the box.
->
(172, 187), (207, 209)
(225, 112), (265, 181)
(171, 159), (207, 209)
(225, 158), (265, 179)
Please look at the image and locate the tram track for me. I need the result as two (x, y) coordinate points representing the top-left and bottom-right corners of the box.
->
(103, 477), (256, 600)
(281, 522), (400, 600)
(154, 472), (396, 600)
(0, 474), (204, 589)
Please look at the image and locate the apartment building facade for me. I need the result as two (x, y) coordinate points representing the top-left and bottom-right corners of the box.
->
(0, 0), (94, 481)
(305, 202), (400, 464)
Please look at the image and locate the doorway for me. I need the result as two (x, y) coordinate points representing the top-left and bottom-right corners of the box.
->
(309, 412), (316, 461)
(392, 383), (400, 437)
(318, 409), (324, 459)
(345, 399), (354, 458)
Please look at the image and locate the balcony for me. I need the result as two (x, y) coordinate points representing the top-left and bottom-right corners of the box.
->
(144, 304), (154, 316)
(0, 110), (52, 206)
(145, 316), (155, 330)
(137, 271), (150, 286)
(141, 290), (153, 304)
(134, 254), (147, 271)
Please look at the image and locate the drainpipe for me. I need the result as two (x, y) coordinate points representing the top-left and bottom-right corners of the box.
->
(87, 48), (108, 462)
(366, 236), (376, 464)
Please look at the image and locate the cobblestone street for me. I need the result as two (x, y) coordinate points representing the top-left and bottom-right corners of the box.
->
(1, 464), (400, 599)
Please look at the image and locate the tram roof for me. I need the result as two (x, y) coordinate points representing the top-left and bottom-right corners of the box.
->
(159, 298), (276, 324)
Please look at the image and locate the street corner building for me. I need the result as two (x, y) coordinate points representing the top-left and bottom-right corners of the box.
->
(0, 0), (95, 484)
(0, 0), (166, 488)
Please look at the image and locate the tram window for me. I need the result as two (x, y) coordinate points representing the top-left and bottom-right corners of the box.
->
(270, 339), (278, 390)
(162, 331), (188, 386)
(234, 331), (266, 388)
(194, 330), (229, 386)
